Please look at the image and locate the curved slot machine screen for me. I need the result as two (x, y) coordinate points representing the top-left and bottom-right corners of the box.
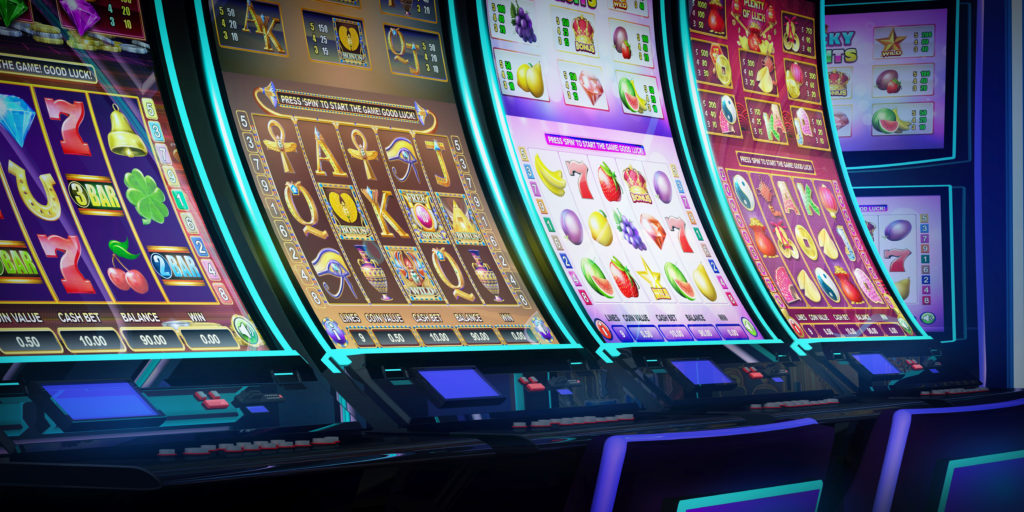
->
(683, 0), (923, 342)
(0, 1), (267, 357)
(203, 0), (557, 350)
(479, 0), (767, 347)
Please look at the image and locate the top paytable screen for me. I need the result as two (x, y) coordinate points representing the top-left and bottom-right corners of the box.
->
(483, 0), (764, 344)
(206, 0), (557, 349)
(824, 7), (949, 153)
(0, 1), (267, 356)
(685, 0), (920, 340)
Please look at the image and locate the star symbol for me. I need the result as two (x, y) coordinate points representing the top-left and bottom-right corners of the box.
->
(635, 258), (661, 287)
(876, 28), (906, 55)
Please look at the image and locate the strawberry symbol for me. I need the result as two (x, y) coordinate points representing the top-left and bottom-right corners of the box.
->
(886, 79), (902, 94)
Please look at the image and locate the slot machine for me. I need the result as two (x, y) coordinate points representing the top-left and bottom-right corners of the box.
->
(668, 0), (1020, 414)
(450, 0), (844, 416)
(0, 0), (345, 486)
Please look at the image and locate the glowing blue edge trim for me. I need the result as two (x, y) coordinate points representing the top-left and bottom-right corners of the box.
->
(936, 449), (1024, 512)
(188, 0), (575, 367)
(872, 398), (1024, 512)
(831, 0), (963, 170)
(0, 2), (301, 365)
(852, 184), (957, 342)
(465, 2), (773, 361)
(674, 480), (823, 512)
(657, 3), (781, 348)
(675, 2), (928, 349)
(590, 418), (818, 512)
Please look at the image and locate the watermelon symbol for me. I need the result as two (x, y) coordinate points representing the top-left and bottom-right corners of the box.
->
(582, 258), (615, 298)
(664, 262), (695, 300)
(871, 108), (910, 134)
(618, 77), (646, 113)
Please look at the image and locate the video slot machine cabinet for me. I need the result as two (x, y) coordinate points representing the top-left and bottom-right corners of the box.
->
(168, 0), (667, 437)
(449, 0), (847, 415)
(828, 0), (997, 401)
(660, 0), (991, 418)
(0, 0), (342, 481)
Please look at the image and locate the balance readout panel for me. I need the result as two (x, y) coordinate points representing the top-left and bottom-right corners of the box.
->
(206, 0), (557, 350)
(482, 0), (766, 346)
(685, 0), (921, 340)
(0, 0), (266, 356)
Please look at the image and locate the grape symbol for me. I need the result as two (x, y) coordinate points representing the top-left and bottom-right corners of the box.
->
(614, 210), (647, 251)
(512, 2), (536, 43)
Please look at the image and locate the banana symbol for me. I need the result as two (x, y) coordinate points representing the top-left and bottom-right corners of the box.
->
(534, 154), (566, 196)
(6, 161), (61, 221)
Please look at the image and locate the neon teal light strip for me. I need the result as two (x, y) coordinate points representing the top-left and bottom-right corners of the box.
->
(674, 480), (823, 511)
(675, 2), (928, 348)
(936, 449), (1024, 512)
(853, 185), (957, 342)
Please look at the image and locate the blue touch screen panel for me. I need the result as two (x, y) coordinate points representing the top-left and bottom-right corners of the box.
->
(851, 353), (901, 376)
(418, 369), (501, 401)
(676, 481), (822, 512)
(42, 382), (159, 420)
(671, 360), (733, 386)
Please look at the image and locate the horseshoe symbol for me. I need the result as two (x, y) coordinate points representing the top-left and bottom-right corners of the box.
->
(6, 161), (61, 221)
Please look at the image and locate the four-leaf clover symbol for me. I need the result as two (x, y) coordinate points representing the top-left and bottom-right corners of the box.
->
(124, 168), (169, 225)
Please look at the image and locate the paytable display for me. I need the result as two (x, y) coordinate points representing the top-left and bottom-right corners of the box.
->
(0, 1), (265, 356)
(207, 0), (556, 349)
(685, 0), (920, 340)
(856, 193), (946, 333)
(824, 8), (948, 152)
(483, 0), (765, 345)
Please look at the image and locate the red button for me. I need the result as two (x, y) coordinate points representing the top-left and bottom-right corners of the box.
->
(202, 398), (229, 410)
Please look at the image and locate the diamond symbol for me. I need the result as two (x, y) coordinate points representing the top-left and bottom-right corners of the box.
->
(0, 93), (36, 147)
(59, 0), (99, 36)
(0, 0), (27, 27)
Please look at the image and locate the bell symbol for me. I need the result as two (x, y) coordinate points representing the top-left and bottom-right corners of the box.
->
(107, 105), (148, 158)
